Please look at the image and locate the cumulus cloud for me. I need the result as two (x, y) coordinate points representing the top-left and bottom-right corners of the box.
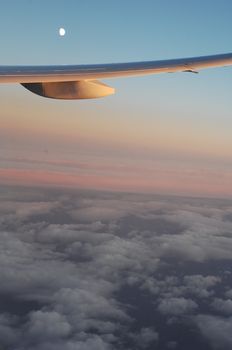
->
(195, 315), (232, 349)
(183, 275), (221, 298)
(26, 310), (71, 340)
(211, 298), (232, 316)
(141, 274), (221, 301)
(0, 185), (232, 349)
(129, 327), (159, 348)
(157, 297), (198, 316)
(0, 200), (59, 220)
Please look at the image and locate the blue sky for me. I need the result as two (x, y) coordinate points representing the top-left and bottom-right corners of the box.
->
(0, 0), (232, 197)
(0, 0), (231, 64)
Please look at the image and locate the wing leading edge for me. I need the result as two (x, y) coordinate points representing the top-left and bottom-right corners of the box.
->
(0, 52), (232, 99)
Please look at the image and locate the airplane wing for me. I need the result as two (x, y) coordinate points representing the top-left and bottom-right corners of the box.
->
(0, 52), (231, 99)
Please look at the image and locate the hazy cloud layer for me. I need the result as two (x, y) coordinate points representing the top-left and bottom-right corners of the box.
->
(0, 186), (232, 349)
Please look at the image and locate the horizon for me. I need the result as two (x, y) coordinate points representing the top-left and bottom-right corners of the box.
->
(0, 0), (232, 198)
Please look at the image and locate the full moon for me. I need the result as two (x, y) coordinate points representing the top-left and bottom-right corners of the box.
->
(59, 27), (66, 36)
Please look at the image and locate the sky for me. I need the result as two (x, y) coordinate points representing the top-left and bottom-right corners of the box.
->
(0, 0), (232, 197)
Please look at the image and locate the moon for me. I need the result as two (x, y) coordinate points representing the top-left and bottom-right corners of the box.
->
(59, 27), (66, 37)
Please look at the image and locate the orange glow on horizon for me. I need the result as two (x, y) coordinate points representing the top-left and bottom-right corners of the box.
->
(0, 165), (231, 199)
(1, 88), (232, 199)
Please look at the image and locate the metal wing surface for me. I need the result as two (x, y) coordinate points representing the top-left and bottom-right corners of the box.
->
(0, 52), (231, 99)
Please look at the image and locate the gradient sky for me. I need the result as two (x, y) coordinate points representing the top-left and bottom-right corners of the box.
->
(0, 0), (232, 197)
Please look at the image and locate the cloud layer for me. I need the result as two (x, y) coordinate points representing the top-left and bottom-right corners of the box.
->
(0, 186), (232, 349)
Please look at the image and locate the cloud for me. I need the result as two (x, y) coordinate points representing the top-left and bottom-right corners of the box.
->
(53, 287), (129, 331)
(157, 297), (198, 316)
(166, 341), (178, 349)
(225, 289), (232, 298)
(195, 315), (232, 349)
(0, 200), (59, 219)
(26, 311), (71, 340)
(183, 275), (221, 298)
(129, 327), (159, 348)
(141, 274), (221, 301)
(211, 298), (232, 316)
(17, 336), (113, 350)
(0, 314), (19, 347)
(0, 185), (232, 349)
(70, 206), (125, 222)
